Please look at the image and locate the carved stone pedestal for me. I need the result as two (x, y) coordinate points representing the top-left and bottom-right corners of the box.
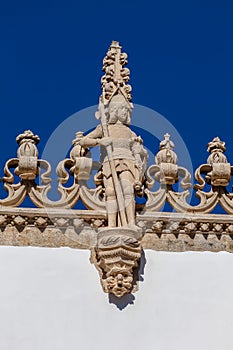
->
(92, 227), (142, 297)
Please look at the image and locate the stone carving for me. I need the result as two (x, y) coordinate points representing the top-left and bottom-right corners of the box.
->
(144, 135), (233, 215)
(15, 130), (40, 180)
(101, 40), (132, 104)
(191, 136), (233, 214)
(92, 229), (142, 297)
(78, 41), (148, 296)
(145, 133), (192, 211)
(195, 137), (231, 189)
(1, 130), (51, 207)
(3, 49), (233, 218)
(1, 41), (233, 297)
(79, 96), (148, 227)
(153, 133), (179, 185)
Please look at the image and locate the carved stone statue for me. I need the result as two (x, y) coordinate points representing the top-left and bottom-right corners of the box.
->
(80, 41), (148, 297)
(79, 93), (147, 228)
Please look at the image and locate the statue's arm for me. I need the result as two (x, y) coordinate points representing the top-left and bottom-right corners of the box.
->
(131, 132), (148, 171)
(79, 125), (103, 148)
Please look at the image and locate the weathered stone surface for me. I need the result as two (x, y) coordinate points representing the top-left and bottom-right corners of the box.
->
(0, 208), (232, 252)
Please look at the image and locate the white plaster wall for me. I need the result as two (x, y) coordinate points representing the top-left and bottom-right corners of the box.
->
(0, 247), (232, 350)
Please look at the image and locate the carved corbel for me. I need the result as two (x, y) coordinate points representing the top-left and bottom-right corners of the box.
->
(92, 228), (142, 297)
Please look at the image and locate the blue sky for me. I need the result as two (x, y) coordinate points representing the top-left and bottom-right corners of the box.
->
(0, 0), (233, 186)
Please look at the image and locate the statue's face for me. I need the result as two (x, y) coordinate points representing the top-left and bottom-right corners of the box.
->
(117, 104), (129, 123)
(106, 270), (133, 297)
(108, 102), (130, 125)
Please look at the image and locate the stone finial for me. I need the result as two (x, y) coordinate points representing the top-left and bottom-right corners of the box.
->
(14, 130), (40, 180)
(195, 136), (231, 189)
(207, 137), (226, 154)
(146, 133), (191, 191)
(16, 130), (40, 145)
(159, 133), (175, 151)
(155, 133), (178, 166)
(101, 40), (132, 106)
(207, 137), (227, 164)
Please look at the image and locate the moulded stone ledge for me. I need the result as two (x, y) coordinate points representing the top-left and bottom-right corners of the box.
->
(0, 207), (233, 252)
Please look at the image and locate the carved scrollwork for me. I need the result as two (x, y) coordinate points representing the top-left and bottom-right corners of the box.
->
(145, 133), (192, 212)
(190, 137), (233, 214)
(165, 136), (232, 214)
(0, 130), (42, 207)
(144, 135), (233, 214)
(29, 131), (91, 208)
(1, 158), (27, 207)
(167, 189), (219, 213)
(194, 137), (231, 190)
(219, 191), (233, 214)
(2, 111), (233, 219)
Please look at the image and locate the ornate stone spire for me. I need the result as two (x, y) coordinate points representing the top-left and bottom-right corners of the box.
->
(100, 40), (133, 106)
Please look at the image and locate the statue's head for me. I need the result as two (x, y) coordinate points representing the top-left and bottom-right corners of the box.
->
(108, 93), (132, 126)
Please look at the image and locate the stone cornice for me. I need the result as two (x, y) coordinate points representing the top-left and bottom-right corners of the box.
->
(1, 207), (233, 252)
